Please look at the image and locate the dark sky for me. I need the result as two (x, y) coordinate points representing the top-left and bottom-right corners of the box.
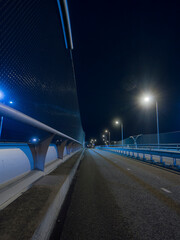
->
(68, 0), (180, 143)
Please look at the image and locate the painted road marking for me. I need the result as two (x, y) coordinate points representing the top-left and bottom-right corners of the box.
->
(161, 188), (171, 193)
(93, 150), (180, 215)
(127, 168), (131, 171)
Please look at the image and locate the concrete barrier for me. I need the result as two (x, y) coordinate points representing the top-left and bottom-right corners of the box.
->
(45, 144), (58, 165)
(0, 143), (34, 185)
(32, 149), (84, 240)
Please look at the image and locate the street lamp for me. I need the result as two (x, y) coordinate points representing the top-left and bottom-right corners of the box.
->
(141, 93), (160, 146)
(113, 119), (123, 146)
(104, 129), (110, 146)
(130, 134), (142, 148)
(0, 90), (5, 139)
(90, 138), (97, 147)
(0, 94), (15, 139)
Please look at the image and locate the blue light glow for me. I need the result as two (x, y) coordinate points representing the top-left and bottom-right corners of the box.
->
(0, 90), (5, 100)
(9, 101), (13, 104)
(30, 137), (39, 144)
(57, 0), (68, 49)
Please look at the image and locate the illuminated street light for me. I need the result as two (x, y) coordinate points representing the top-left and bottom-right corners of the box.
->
(141, 93), (160, 146)
(113, 119), (123, 146)
(90, 138), (97, 147)
(9, 101), (13, 104)
(0, 116), (3, 139)
(104, 129), (110, 146)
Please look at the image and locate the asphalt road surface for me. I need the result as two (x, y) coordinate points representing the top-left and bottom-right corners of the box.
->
(56, 149), (180, 240)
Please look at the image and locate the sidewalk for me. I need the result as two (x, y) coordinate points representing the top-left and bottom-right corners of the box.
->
(0, 150), (83, 240)
(0, 151), (79, 210)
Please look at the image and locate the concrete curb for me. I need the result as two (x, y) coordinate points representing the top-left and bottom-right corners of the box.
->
(0, 151), (80, 210)
(31, 149), (84, 240)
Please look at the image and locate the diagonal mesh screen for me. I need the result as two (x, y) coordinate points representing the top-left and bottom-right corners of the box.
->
(0, 0), (84, 143)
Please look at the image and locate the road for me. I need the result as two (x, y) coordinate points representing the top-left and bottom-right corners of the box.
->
(52, 149), (180, 240)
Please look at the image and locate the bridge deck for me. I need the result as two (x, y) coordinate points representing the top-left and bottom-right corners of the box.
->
(0, 151), (82, 240)
(54, 149), (180, 240)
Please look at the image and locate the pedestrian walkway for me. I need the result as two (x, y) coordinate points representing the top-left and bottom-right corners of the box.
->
(0, 151), (82, 240)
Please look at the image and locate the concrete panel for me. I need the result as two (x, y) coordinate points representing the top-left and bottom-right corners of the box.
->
(0, 144), (34, 184)
(63, 146), (68, 156)
(45, 144), (58, 165)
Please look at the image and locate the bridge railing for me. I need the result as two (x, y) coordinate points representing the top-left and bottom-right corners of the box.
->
(96, 146), (180, 170)
(108, 144), (180, 151)
(0, 103), (83, 185)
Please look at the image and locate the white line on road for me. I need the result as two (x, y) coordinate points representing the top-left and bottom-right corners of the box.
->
(127, 168), (131, 171)
(161, 188), (171, 193)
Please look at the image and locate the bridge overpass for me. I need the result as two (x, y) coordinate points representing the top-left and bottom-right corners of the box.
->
(0, 0), (180, 239)
(0, 148), (179, 240)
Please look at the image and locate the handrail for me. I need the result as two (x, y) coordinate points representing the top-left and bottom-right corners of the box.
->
(103, 146), (180, 158)
(96, 146), (180, 168)
(57, 0), (73, 49)
(0, 103), (81, 144)
(99, 144), (180, 151)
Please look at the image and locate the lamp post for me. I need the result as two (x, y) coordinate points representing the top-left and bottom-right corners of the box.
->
(0, 93), (14, 139)
(156, 101), (160, 146)
(114, 120), (123, 146)
(105, 129), (110, 146)
(141, 94), (160, 146)
(0, 103), (16, 137)
(0, 116), (3, 139)
(0, 90), (5, 139)
(90, 139), (97, 147)
(130, 134), (142, 148)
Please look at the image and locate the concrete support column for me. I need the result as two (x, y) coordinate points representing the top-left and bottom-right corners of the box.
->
(72, 143), (80, 152)
(67, 141), (74, 154)
(56, 140), (68, 159)
(28, 134), (55, 171)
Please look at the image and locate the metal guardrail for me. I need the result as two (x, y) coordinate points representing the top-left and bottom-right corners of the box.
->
(96, 146), (180, 169)
(102, 144), (180, 151)
(0, 103), (81, 144)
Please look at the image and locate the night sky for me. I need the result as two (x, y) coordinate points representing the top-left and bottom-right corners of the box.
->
(68, 0), (180, 143)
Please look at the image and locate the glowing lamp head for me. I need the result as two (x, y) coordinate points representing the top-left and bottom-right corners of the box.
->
(114, 120), (120, 125)
(141, 93), (154, 106)
(9, 101), (13, 104)
(105, 129), (108, 133)
(31, 137), (39, 143)
(144, 96), (150, 102)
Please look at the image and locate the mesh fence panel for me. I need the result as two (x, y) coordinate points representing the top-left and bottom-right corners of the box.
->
(116, 131), (180, 145)
(0, 0), (84, 142)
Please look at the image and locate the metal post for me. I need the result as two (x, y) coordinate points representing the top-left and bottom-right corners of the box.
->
(109, 132), (111, 146)
(121, 123), (123, 146)
(156, 101), (160, 147)
(0, 116), (3, 139)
